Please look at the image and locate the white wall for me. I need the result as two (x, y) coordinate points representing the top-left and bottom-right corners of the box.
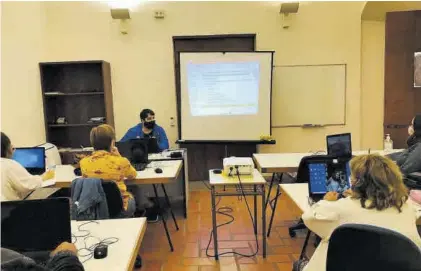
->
(2, 1), (369, 152)
(360, 20), (386, 150)
(1, 1), (47, 146)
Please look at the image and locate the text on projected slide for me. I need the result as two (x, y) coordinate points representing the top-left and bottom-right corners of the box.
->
(187, 61), (260, 116)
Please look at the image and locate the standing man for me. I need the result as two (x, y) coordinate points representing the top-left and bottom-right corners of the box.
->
(121, 109), (169, 151)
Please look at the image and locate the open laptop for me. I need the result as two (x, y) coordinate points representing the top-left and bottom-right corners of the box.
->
(116, 139), (149, 171)
(308, 159), (351, 203)
(12, 147), (46, 175)
(326, 133), (352, 158)
(147, 137), (160, 154)
(1, 198), (71, 264)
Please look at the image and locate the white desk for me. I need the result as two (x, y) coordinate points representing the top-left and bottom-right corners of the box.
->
(253, 150), (403, 173)
(51, 160), (183, 188)
(72, 218), (147, 271)
(253, 149), (404, 237)
(279, 183), (421, 224)
(209, 169), (267, 260)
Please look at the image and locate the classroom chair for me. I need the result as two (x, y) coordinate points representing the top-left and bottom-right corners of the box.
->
(327, 224), (421, 271)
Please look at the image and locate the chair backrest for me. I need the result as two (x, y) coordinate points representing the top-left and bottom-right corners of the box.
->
(327, 224), (421, 271)
(101, 181), (124, 218)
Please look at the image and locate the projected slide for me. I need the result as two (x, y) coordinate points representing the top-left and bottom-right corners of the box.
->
(187, 61), (260, 116)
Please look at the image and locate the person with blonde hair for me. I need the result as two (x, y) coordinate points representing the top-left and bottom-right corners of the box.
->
(294, 154), (421, 271)
(80, 124), (149, 216)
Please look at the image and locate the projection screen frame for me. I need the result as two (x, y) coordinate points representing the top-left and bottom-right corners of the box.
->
(177, 51), (274, 142)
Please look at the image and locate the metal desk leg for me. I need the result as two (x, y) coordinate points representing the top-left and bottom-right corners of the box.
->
(161, 184), (179, 231)
(261, 184), (267, 258)
(254, 185), (257, 235)
(267, 184), (281, 237)
(265, 173), (276, 210)
(152, 184), (174, 252)
(211, 186), (219, 261)
(299, 230), (312, 260)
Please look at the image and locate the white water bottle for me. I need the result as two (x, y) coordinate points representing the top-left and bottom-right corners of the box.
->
(384, 134), (393, 152)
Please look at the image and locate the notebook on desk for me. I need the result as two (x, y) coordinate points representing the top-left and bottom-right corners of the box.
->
(1, 198), (71, 264)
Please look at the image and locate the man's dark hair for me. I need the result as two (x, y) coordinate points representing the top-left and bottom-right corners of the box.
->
(140, 109), (155, 121)
(1, 132), (11, 158)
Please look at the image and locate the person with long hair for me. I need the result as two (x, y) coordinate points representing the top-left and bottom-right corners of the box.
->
(389, 114), (421, 175)
(294, 154), (421, 271)
(1, 132), (54, 201)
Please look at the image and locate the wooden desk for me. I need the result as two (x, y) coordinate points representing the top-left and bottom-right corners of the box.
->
(209, 169), (267, 260)
(52, 160), (183, 188)
(72, 218), (146, 271)
(279, 183), (421, 225)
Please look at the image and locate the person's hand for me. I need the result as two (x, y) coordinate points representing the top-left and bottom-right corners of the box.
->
(111, 146), (120, 156)
(324, 191), (339, 201)
(51, 242), (77, 256)
(42, 170), (55, 181)
(342, 189), (353, 198)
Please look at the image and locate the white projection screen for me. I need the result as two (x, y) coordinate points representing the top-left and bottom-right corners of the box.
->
(179, 52), (273, 141)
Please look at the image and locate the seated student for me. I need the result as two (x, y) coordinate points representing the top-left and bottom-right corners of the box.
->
(389, 114), (421, 175)
(1, 242), (84, 271)
(294, 154), (421, 271)
(120, 109), (169, 151)
(0, 132), (54, 201)
(80, 124), (151, 217)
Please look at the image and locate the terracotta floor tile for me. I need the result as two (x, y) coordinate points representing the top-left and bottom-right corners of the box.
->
(162, 263), (199, 271)
(265, 254), (291, 263)
(239, 263), (277, 271)
(140, 189), (313, 270)
(233, 234), (259, 241)
(184, 242), (200, 257)
(201, 248), (233, 257)
(276, 262), (293, 271)
(200, 266), (220, 271)
(272, 246), (298, 255)
(183, 257), (217, 266)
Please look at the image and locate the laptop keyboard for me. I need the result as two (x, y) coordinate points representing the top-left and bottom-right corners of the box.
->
(134, 163), (147, 171)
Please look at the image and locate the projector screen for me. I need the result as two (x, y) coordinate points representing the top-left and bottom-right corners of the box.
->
(179, 52), (273, 141)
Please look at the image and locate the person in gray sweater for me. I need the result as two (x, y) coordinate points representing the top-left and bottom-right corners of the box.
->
(1, 242), (84, 271)
(389, 114), (421, 175)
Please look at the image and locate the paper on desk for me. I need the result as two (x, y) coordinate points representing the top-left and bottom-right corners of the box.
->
(42, 179), (56, 187)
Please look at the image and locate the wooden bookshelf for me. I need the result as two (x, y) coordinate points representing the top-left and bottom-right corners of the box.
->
(40, 61), (114, 148)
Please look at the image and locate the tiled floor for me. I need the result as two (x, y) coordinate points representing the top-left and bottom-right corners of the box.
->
(137, 182), (315, 271)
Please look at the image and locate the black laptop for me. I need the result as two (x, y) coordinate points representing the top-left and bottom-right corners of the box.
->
(12, 147), (46, 175)
(116, 139), (149, 171)
(308, 159), (352, 203)
(326, 133), (352, 158)
(1, 198), (71, 264)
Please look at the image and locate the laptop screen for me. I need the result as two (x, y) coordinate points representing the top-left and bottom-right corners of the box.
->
(12, 147), (46, 174)
(1, 198), (71, 253)
(309, 162), (351, 195)
(327, 133), (352, 158)
(116, 139), (149, 164)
